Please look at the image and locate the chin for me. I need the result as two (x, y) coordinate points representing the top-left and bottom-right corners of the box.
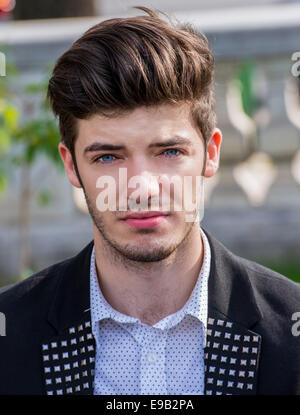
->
(116, 246), (177, 263)
(109, 234), (179, 262)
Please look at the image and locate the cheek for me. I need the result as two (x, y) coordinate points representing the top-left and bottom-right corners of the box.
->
(168, 162), (203, 208)
(85, 170), (116, 198)
(86, 180), (101, 201)
(183, 154), (204, 175)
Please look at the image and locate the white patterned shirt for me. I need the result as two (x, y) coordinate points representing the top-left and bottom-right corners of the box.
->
(90, 227), (211, 395)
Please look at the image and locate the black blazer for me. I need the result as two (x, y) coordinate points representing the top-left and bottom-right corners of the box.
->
(0, 227), (299, 395)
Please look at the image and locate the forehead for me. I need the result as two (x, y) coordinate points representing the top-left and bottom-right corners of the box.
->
(76, 102), (203, 147)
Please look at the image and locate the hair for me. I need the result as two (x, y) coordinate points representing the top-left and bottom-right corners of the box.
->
(47, 6), (216, 173)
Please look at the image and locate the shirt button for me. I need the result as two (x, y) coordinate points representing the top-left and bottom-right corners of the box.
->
(147, 352), (157, 363)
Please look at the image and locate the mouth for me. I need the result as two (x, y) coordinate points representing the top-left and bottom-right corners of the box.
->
(120, 211), (169, 229)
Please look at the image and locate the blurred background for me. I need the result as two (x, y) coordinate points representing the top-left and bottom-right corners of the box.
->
(0, 0), (300, 285)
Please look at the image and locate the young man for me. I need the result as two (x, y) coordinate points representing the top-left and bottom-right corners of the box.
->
(0, 7), (299, 395)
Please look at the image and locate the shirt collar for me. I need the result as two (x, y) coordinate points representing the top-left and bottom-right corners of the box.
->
(90, 227), (211, 331)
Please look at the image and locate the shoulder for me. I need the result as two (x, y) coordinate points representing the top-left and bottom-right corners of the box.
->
(0, 239), (94, 317)
(0, 256), (72, 313)
(235, 255), (300, 390)
(234, 254), (300, 315)
(204, 226), (300, 312)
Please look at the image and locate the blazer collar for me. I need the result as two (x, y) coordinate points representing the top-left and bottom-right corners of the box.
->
(202, 227), (262, 329)
(47, 239), (94, 335)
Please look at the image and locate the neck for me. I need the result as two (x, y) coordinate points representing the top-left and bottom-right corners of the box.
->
(93, 223), (204, 326)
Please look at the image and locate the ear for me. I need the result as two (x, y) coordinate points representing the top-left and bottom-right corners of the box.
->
(204, 128), (222, 178)
(58, 142), (82, 188)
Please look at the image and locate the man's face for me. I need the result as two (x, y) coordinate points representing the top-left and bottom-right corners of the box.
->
(60, 102), (222, 262)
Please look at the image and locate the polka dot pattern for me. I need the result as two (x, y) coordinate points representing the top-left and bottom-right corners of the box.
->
(90, 227), (211, 395)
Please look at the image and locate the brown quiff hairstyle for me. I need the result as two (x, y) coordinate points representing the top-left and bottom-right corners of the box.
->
(47, 7), (216, 171)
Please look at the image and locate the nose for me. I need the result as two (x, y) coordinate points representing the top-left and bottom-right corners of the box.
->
(127, 171), (161, 211)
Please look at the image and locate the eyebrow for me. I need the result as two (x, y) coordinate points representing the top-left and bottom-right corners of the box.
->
(149, 136), (192, 148)
(83, 136), (192, 155)
(84, 143), (125, 155)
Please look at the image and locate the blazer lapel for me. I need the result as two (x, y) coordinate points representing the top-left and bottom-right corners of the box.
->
(203, 313), (261, 395)
(202, 228), (263, 395)
(42, 313), (96, 395)
(41, 239), (96, 395)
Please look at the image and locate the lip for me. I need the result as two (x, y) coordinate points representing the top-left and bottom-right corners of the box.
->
(121, 211), (169, 229)
(121, 211), (169, 220)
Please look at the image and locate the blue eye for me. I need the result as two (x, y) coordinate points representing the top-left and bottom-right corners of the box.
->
(163, 149), (181, 157)
(95, 154), (116, 163)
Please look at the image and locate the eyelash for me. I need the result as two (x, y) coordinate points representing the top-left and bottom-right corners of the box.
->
(92, 149), (184, 164)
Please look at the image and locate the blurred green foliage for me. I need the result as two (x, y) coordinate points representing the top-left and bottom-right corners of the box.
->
(236, 60), (256, 118)
(0, 51), (62, 188)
